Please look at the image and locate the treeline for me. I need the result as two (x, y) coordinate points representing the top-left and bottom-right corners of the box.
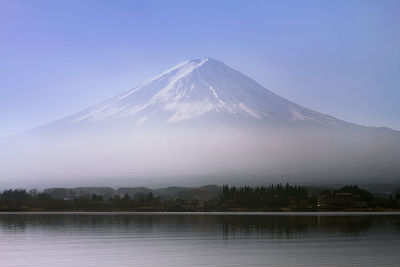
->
(0, 189), (217, 212)
(0, 184), (399, 212)
(220, 184), (309, 210)
(318, 185), (400, 210)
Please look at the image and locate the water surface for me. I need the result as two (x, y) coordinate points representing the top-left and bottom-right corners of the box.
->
(0, 212), (399, 266)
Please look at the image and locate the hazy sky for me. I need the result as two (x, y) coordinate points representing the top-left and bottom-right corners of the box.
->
(1, 0), (399, 137)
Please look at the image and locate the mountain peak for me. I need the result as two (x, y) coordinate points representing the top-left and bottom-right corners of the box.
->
(186, 57), (216, 63)
(64, 58), (340, 126)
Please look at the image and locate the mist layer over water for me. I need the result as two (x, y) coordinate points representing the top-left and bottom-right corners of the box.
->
(1, 124), (399, 188)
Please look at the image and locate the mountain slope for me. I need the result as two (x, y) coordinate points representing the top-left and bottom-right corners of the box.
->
(57, 57), (341, 128)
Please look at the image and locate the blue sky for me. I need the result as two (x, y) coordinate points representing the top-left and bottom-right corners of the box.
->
(1, 0), (399, 137)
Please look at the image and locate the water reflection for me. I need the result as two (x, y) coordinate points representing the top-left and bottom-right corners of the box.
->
(0, 213), (398, 239)
(0, 213), (399, 267)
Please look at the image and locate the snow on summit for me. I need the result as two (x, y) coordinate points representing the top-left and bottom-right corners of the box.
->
(67, 57), (340, 126)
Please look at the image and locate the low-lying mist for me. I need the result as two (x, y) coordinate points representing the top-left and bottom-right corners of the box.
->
(1, 125), (399, 189)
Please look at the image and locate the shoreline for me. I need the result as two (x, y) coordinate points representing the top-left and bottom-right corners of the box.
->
(1, 210), (400, 215)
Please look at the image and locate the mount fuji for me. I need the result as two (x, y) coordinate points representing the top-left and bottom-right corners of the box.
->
(44, 57), (342, 130)
(2, 58), (400, 187)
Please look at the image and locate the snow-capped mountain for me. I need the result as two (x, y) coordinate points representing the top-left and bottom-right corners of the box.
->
(3, 57), (399, 188)
(60, 57), (341, 128)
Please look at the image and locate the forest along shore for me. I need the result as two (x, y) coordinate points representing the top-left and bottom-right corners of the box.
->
(1, 184), (400, 212)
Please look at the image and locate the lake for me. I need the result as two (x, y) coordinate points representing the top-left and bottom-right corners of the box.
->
(0, 212), (399, 266)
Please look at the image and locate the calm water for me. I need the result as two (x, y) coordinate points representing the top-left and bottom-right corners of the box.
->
(0, 212), (399, 266)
